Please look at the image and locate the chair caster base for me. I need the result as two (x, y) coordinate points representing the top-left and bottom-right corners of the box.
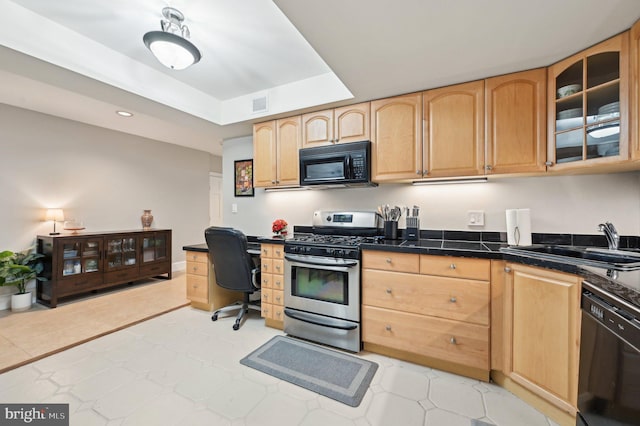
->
(233, 323), (240, 331)
(211, 313), (218, 321)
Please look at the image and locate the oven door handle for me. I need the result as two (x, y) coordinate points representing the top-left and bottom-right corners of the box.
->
(284, 308), (358, 330)
(284, 255), (358, 269)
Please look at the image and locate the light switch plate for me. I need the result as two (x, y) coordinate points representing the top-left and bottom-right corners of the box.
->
(467, 210), (484, 226)
(231, 203), (238, 213)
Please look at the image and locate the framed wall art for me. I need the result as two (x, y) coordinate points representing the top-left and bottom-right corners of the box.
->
(234, 159), (254, 197)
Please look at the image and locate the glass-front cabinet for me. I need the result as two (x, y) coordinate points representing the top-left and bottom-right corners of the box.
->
(59, 238), (103, 278)
(105, 235), (138, 271)
(548, 33), (629, 169)
(142, 231), (169, 264)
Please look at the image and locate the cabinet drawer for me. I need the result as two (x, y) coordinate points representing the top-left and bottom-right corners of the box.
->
(261, 303), (272, 319)
(57, 274), (104, 296)
(363, 269), (489, 325)
(272, 259), (284, 275)
(272, 305), (284, 322)
(186, 251), (208, 263)
(272, 275), (284, 291)
(362, 305), (489, 370)
(139, 261), (171, 278)
(272, 289), (284, 306)
(262, 288), (273, 304)
(272, 245), (284, 259)
(261, 244), (274, 258)
(261, 272), (273, 289)
(362, 250), (419, 273)
(186, 274), (209, 303)
(261, 258), (273, 273)
(186, 260), (208, 276)
(104, 267), (140, 285)
(420, 255), (490, 280)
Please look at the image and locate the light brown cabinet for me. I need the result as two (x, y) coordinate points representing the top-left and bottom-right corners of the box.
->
(253, 117), (301, 188)
(423, 80), (485, 177)
(503, 263), (581, 415)
(302, 102), (370, 148)
(485, 68), (548, 174)
(362, 250), (490, 380)
(185, 249), (249, 311)
(547, 33), (629, 170)
(370, 93), (423, 181)
(260, 243), (284, 328)
(631, 20), (640, 160)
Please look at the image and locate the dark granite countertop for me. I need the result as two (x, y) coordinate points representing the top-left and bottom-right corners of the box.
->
(361, 238), (506, 260)
(183, 232), (640, 311)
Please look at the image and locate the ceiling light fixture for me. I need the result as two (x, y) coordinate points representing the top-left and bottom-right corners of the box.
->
(116, 110), (133, 117)
(143, 7), (202, 70)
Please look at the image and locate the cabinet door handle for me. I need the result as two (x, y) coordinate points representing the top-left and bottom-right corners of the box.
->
(275, 265), (281, 272)
(385, 325), (392, 331)
(450, 337), (457, 345)
(271, 180), (276, 184)
(485, 165), (493, 171)
(416, 170), (421, 175)
(449, 263), (456, 270)
(504, 266), (512, 273)
(545, 161), (554, 167)
(386, 288), (392, 294)
(450, 296), (457, 303)
(423, 169), (428, 175)
(385, 258), (392, 264)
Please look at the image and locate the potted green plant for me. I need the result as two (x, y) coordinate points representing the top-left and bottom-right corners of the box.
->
(0, 249), (45, 312)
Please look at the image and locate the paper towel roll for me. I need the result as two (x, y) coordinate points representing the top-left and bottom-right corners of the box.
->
(506, 208), (532, 246)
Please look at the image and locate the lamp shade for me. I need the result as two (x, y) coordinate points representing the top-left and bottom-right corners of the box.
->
(143, 31), (201, 70)
(45, 208), (65, 222)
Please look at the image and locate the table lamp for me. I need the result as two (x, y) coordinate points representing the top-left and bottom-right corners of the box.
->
(45, 208), (65, 235)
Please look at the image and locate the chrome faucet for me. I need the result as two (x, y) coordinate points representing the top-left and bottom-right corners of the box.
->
(598, 222), (619, 250)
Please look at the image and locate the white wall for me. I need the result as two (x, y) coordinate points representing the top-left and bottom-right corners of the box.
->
(0, 104), (214, 301)
(223, 136), (640, 237)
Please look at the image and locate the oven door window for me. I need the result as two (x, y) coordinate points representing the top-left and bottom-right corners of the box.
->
(290, 265), (348, 305)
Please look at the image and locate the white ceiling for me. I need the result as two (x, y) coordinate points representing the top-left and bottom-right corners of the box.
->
(2, 0), (640, 156)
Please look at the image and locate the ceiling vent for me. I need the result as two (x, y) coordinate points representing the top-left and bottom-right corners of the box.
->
(252, 96), (268, 114)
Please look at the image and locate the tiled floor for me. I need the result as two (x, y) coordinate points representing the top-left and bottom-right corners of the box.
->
(0, 307), (559, 426)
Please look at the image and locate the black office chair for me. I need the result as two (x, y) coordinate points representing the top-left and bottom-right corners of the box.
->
(205, 226), (261, 330)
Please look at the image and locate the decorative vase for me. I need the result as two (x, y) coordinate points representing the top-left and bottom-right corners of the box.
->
(141, 210), (154, 230)
(11, 292), (32, 312)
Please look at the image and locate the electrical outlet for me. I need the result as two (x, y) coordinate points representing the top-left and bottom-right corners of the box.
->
(231, 203), (238, 213)
(467, 210), (484, 226)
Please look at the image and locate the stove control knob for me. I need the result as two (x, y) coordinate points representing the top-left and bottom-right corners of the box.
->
(326, 248), (335, 256)
(305, 247), (313, 253)
(335, 249), (344, 257)
(326, 216), (332, 222)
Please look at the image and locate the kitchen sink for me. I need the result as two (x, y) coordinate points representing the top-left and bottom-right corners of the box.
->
(500, 245), (640, 271)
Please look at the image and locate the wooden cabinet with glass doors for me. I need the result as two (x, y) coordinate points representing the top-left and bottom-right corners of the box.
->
(548, 33), (629, 169)
(36, 229), (172, 307)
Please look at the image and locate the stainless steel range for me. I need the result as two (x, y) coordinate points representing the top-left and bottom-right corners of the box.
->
(283, 210), (382, 352)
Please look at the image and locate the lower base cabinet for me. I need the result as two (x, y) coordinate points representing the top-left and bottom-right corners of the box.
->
(260, 243), (284, 329)
(362, 250), (491, 380)
(499, 263), (581, 422)
(185, 250), (239, 311)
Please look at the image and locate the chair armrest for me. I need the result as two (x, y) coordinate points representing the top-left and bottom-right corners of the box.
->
(251, 266), (261, 289)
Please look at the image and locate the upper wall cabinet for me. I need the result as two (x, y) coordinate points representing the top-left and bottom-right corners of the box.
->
(253, 117), (301, 188)
(547, 33), (629, 171)
(485, 68), (547, 175)
(370, 93), (422, 182)
(631, 21), (640, 160)
(423, 80), (485, 178)
(302, 102), (370, 148)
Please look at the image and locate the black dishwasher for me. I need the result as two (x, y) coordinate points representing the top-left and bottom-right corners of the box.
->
(577, 280), (640, 426)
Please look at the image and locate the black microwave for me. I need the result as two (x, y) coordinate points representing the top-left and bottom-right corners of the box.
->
(299, 140), (374, 187)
